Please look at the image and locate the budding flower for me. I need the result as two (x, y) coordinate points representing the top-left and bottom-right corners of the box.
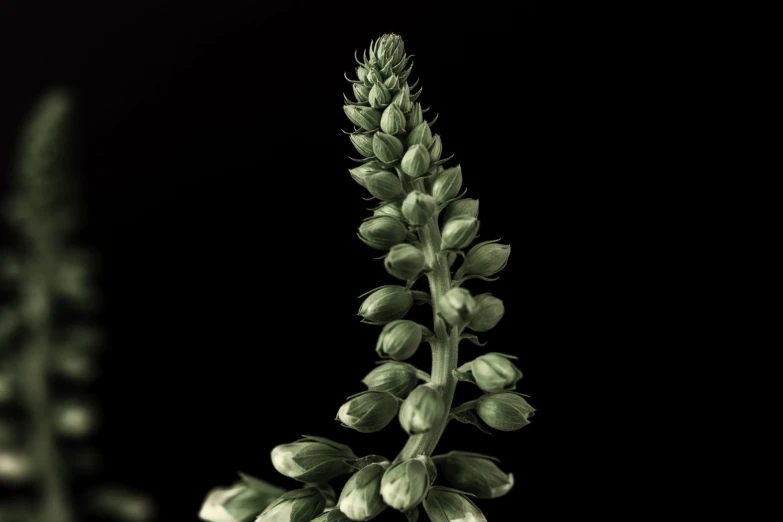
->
(441, 217), (480, 250)
(442, 198), (479, 223)
(380, 457), (431, 511)
(359, 286), (413, 324)
(476, 392), (535, 431)
(380, 104), (407, 135)
(437, 288), (477, 329)
(363, 170), (403, 201)
(401, 144), (431, 178)
(361, 362), (419, 398)
(406, 103), (423, 131)
(384, 243), (426, 280)
(349, 133), (374, 158)
(198, 473), (285, 522)
(376, 319), (423, 361)
(435, 451), (514, 499)
(255, 487), (326, 522)
(337, 391), (400, 433)
(468, 294), (505, 332)
(428, 135), (443, 162)
(471, 353), (523, 393)
(357, 216), (407, 250)
(431, 165), (463, 203)
(399, 384), (446, 435)
(391, 85), (412, 113)
(352, 83), (371, 104)
(366, 68), (383, 84)
(310, 510), (352, 522)
(373, 201), (405, 221)
(422, 488), (487, 522)
(344, 106), (381, 132)
(401, 191), (437, 226)
(368, 83), (391, 109)
(463, 240), (511, 277)
(406, 121), (432, 148)
(372, 131), (404, 163)
(338, 462), (389, 521)
(270, 436), (356, 483)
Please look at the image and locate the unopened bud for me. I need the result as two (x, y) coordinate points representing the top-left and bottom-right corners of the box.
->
(476, 392), (535, 432)
(54, 401), (96, 437)
(198, 473), (285, 522)
(401, 191), (437, 226)
(380, 104), (407, 135)
(338, 462), (389, 521)
(468, 294), (505, 332)
(373, 201), (405, 221)
(352, 83), (371, 104)
(470, 353), (522, 393)
(435, 451), (514, 499)
(401, 144), (431, 178)
(391, 85), (412, 112)
(380, 457), (431, 511)
(0, 450), (33, 483)
(344, 106), (381, 132)
(384, 244), (426, 280)
(441, 217), (480, 250)
(362, 362), (419, 398)
(359, 286), (413, 324)
(399, 384), (446, 435)
(366, 68), (383, 84)
(349, 162), (383, 187)
(271, 436), (356, 483)
(376, 319), (423, 360)
(437, 288), (477, 328)
(406, 103), (423, 131)
(428, 135), (443, 162)
(358, 216), (407, 250)
(463, 240), (510, 277)
(423, 488), (487, 522)
(383, 74), (399, 91)
(337, 391), (399, 433)
(349, 133), (374, 158)
(368, 83), (391, 109)
(256, 487), (326, 522)
(372, 131), (404, 163)
(406, 122), (432, 148)
(442, 198), (479, 223)
(363, 171), (403, 201)
(431, 165), (463, 203)
(310, 510), (352, 522)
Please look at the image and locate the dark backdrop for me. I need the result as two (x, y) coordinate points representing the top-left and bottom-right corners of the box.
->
(0, 1), (631, 519)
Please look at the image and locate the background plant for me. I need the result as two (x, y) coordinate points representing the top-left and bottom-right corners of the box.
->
(199, 33), (534, 522)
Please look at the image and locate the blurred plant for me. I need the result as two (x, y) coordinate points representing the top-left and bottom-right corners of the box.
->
(199, 33), (534, 521)
(0, 89), (155, 521)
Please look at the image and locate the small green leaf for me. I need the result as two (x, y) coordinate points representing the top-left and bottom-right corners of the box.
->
(451, 410), (492, 435)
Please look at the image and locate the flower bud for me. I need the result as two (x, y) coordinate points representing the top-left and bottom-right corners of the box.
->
(431, 165), (463, 203)
(372, 132), (403, 163)
(338, 462), (389, 521)
(406, 103), (423, 131)
(349, 162), (383, 187)
(401, 144), (430, 178)
(428, 134), (443, 162)
(468, 294), (505, 332)
(344, 106), (381, 132)
(310, 510), (352, 522)
(256, 487), (326, 522)
(361, 362), (418, 398)
(442, 198), (479, 223)
(368, 83), (391, 109)
(366, 68), (383, 84)
(357, 216), (407, 250)
(352, 83), (371, 104)
(435, 452), (514, 499)
(356, 66), (368, 82)
(359, 286), (413, 324)
(376, 319), (422, 360)
(364, 171), (403, 201)
(380, 457), (431, 511)
(391, 85), (412, 112)
(401, 191), (437, 226)
(373, 201), (404, 221)
(441, 217), (480, 250)
(423, 488), (487, 522)
(399, 384), (446, 435)
(383, 73), (399, 91)
(437, 288), (477, 329)
(406, 121), (432, 148)
(349, 133), (374, 158)
(380, 104), (407, 135)
(199, 473), (285, 522)
(375, 33), (405, 68)
(471, 353), (522, 393)
(54, 401), (96, 437)
(476, 392), (535, 431)
(384, 243), (426, 280)
(337, 391), (399, 433)
(463, 240), (510, 277)
(271, 436), (356, 483)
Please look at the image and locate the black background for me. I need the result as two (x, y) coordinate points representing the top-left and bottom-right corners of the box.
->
(0, 1), (643, 519)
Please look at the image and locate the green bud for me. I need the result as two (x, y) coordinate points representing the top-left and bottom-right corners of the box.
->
(199, 473), (285, 522)
(380, 104), (407, 136)
(310, 510), (352, 522)
(349, 133), (374, 158)
(428, 135), (443, 162)
(470, 353), (523, 393)
(406, 103), (423, 131)
(401, 191), (437, 226)
(384, 243), (426, 280)
(256, 487), (326, 522)
(399, 384), (446, 435)
(352, 83), (371, 104)
(391, 85), (412, 112)
(374, 34), (405, 68)
(337, 391), (399, 433)
(441, 217), (480, 250)
(437, 288), (477, 329)
(463, 240), (510, 277)
(476, 392), (535, 432)
(366, 68), (383, 84)
(468, 294), (505, 332)
(368, 83), (391, 109)
(344, 106), (381, 132)
(348, 161), (383, 187)
(442, 198), (479, 223)
(431, 165), (463, 203)
(361, 362), (419, 398)
(401, 144), (431, 178)
(406, 121), (432, 148)
(364, 171), (403, 201)
(338, 462), (389, 521)
(372, 131), (404, 163)
(380, 457), (431, 511)
(357, 216), (407, 250)
(356, 66), (368, 83)
(435, 451), (514, 499)
(359, 286), (413, 324)
(376, 319), (422, 360)
(271, 436), (356, 483)
(383, 74), (399, 91)
(423, 488), (487, 522)
(373, 201), (405, 221)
